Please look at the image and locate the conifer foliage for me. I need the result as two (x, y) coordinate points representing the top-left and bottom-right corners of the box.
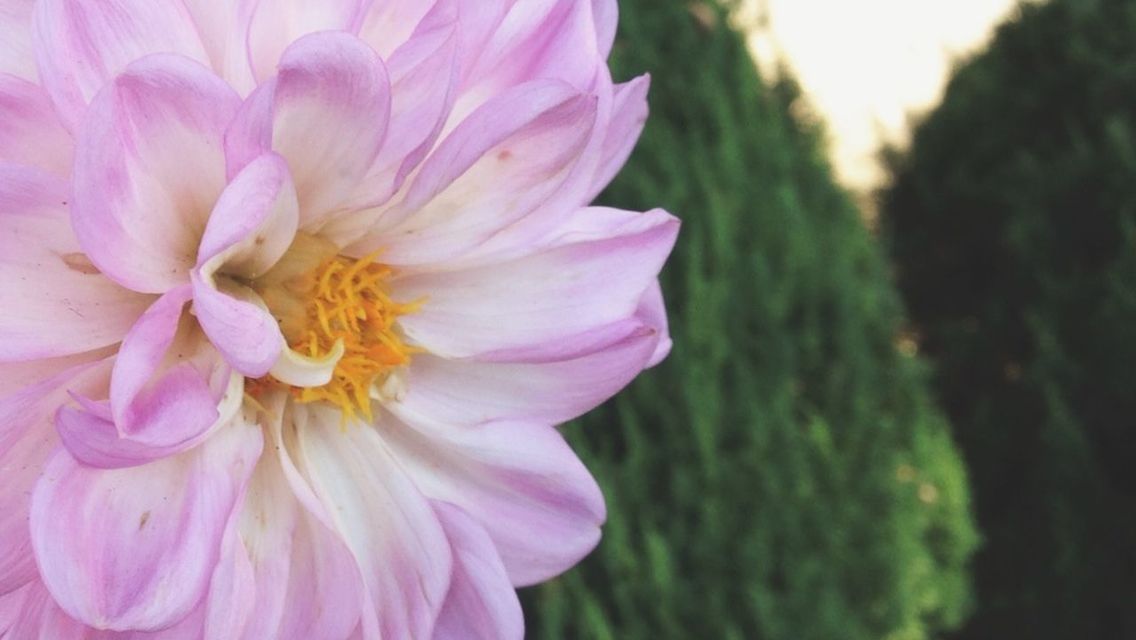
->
(524, 1), (978, 638)
(881, 0), (1136, 637)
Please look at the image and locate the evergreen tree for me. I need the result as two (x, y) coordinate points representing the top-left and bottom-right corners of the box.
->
(881, 0), (1136, 636)
(524, 1), (978, 638)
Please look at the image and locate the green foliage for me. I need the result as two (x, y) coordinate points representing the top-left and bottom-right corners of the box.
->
(880, 0), (1136, 637)
(522, 1), (978, 638)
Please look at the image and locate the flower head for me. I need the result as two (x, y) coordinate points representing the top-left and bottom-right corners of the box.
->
(0, 1), (677, 637)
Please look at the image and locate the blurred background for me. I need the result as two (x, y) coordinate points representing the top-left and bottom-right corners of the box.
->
(522, 0), (1136, 638)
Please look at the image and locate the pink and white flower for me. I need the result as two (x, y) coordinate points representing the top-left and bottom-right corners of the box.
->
(0, 1), (677, 638)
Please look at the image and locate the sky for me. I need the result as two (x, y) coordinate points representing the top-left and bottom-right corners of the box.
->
(740, 0), (1022, 194)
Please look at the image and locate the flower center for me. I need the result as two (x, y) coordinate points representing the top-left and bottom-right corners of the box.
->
(249, 234), (419, 422)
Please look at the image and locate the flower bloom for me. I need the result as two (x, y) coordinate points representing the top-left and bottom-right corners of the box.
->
(0, 0), (677, 637)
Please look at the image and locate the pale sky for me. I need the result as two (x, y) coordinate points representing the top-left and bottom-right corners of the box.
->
(741, 0), (1021, 193)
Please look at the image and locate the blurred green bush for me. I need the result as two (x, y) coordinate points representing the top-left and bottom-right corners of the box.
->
(880, 0), (1136, 637)
(523, 1), (978, 638)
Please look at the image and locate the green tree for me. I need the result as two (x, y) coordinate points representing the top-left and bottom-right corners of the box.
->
(523, 1), (978, 638)
(880, 0), (1136, 637)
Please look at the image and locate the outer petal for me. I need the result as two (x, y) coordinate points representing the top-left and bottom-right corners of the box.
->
(33, 0), (211, 129)
(353, 80), (597, 265)
(0, 0), (36, 80)
(73, 54), (240, 294)
(586, 74), (650, 201)
(286, 404), (452, 640)
(30, 417), (263, 632)
(638, 280), (673, 367)
(0, 358), (110, 595)
(431, 502), (524, 640)
(57, 289), (241, 469)
(0, 165), (150, 362)
(592, 0), (617, 58)
(0, 75), (73, 175)
(384, 413), (606, 587)
(394, 207), (678, 358)
(226, 32), (391, 230)
(396, 323), (659, 428)
(233, 421), (363, 640)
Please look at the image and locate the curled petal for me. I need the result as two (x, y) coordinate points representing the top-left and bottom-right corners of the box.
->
(33, 0), (211, 129)
(227, 32), (392, 230)
(73, 54), (240, 294)
(0, 165), (150, 362)
(196, 153), (299, 277)
(192, 153), (298, 377)
(57, 288), (240, 468)
(31, 417), (263, 632)
(432, 502), (524, 640)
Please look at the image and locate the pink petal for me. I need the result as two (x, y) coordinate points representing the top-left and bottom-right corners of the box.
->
(460, 0), (605, 109)
(33, 0), (211, 130)
(192, 154), (298, 377)
(0, 165), (150, 362)
(30, 417), (263, 632)
(638, 280), (672, 367)
(57, 288), (241, 468)
(353, 80), (597, 265)
(245, 0), (368, 83)
(202, 509), (256, 640)
(394, 207), (678, 358)
(226, 32), (392, 231)
(328, 7), (460, 234)
(0, 0), (36, 81)
(384, 412), (606, 587)
(287, 404), (452, 640)
(592, 0), (617, 58)
(0, 74), (73, 175)
(233, 428), (364, 639)
(0, 583), (27, 635)
(0, 358), (110, 595)
(196, 153), (299, 276)
(181, 0), (257, 94)
(7, 579), (219, 638)
(587, 74), (650, 202)
(431, 502), (524, 640)
(396, 324), (659, 427)
(72, 54), (240, 294)
(355, 0), (457, 59)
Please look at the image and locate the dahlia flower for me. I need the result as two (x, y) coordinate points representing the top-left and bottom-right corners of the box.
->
(0, 0), (677, 637)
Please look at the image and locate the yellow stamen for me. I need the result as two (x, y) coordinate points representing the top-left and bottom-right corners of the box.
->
(249, 237), (421, 423)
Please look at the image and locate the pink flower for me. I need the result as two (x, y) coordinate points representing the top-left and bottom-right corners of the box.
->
(0, 1), (677, 638)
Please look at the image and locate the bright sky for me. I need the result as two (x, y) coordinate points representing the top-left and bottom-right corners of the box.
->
(741, 0), (1021, 193)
